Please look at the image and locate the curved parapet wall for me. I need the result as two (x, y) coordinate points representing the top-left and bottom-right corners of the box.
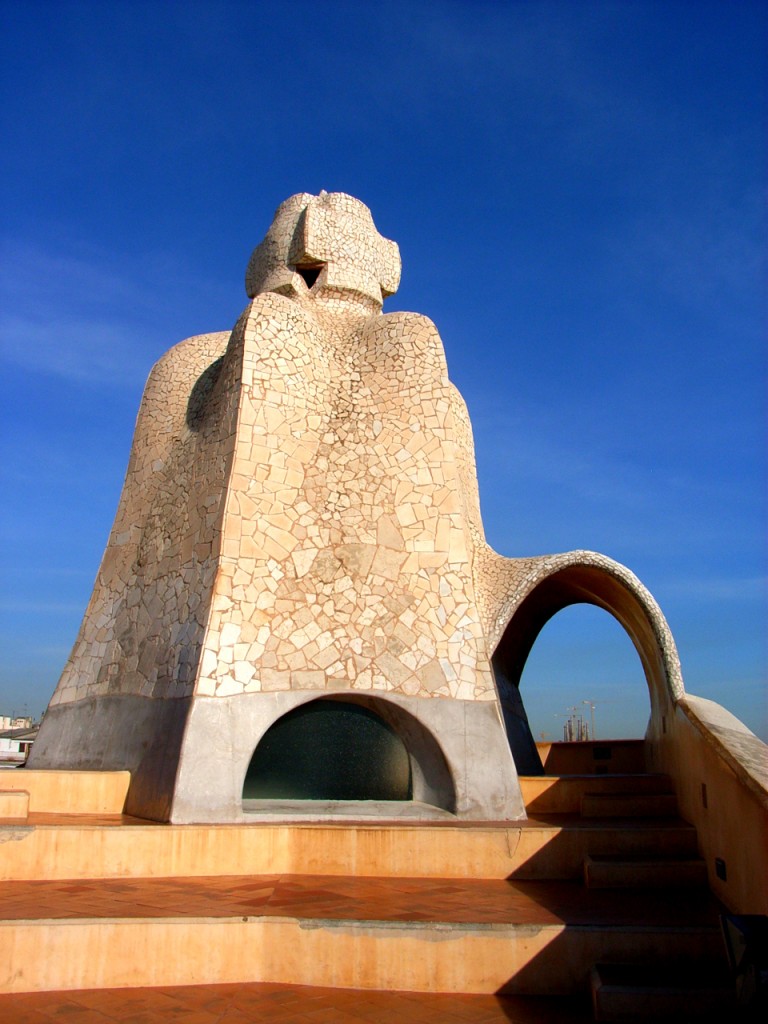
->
(655, 694), (768, 914)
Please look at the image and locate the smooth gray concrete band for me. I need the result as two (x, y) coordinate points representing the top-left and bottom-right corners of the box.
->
(28, 695), (189, 821)
(169, 692), (525, 823)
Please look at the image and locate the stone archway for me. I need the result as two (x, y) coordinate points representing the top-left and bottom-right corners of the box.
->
(491, 554), (684, 774)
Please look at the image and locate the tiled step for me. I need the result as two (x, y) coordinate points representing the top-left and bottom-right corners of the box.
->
(521, 774), (672, 815)
(590, 962), (734, 1020)
(581, 792), (678, 818)
(0, 874), (725, 995)
(0, 980), (597, 1023)
(584, 854), (708, 889)
(510, 818), (700, 880)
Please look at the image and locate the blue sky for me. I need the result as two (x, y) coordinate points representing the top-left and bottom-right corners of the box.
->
(1, 0), (765, 741)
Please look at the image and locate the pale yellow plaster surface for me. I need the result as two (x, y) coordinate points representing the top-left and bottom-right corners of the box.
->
(0, 771), (129, 815)
(0, 791), (28, 820)
(651, 696), (768, 914)
(0, 816), (701, 884)
(0, 915), (720, 996)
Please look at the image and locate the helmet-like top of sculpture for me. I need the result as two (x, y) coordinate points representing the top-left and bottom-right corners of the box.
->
(245, 191), (401, 309)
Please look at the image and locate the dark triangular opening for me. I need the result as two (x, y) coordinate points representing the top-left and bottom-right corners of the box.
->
(295, 263), (323, 289)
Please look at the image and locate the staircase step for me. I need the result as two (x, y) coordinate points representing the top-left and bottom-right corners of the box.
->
(584, 854), (708, 889)
(581, 792), (678, 818)
(0, 817), (701, 882)
(511, 818), (700, 879)
(0, 874), (724, 995)
(537, 740), (647, 776)
(0, 981), (597, 1024)
(521, 774), (672, 815)
(590, 962), (733, 1020)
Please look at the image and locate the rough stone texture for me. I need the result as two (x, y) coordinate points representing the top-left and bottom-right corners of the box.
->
(30, 191), (688, 823)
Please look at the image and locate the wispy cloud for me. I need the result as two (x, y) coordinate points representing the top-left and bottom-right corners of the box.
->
(0, 238), (222, 386)
(0, 312), (152, 386)
(657, 576), (766, 602)
(473, 405), (661, 510)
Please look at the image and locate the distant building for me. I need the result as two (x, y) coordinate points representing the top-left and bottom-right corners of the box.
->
(0, 724), (38, 767)
(0, 715), (33, 730)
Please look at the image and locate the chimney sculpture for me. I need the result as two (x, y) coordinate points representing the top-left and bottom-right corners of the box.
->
(31, 193), (683, 822)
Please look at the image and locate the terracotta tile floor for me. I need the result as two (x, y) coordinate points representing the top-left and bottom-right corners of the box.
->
(0, 873), (720, 928)
(0, 814), (715, 1020)
(0, 981), (595, 1023)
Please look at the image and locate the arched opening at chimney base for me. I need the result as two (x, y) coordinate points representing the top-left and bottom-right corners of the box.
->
(242, 698), (412, 802)
(241, 695), (457, 816)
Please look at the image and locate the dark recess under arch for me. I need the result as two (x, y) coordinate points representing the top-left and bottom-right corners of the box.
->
(242, 695), (456, 812)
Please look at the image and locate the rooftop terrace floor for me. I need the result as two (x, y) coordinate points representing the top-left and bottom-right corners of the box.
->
(0, 980), (596, 1023)
(0, 871), (721, 927)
